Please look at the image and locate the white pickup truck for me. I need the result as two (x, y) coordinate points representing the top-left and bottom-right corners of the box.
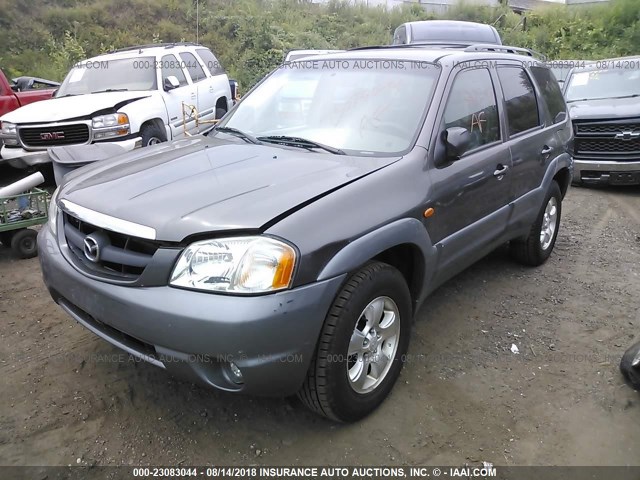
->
(0, 43), (236, 169)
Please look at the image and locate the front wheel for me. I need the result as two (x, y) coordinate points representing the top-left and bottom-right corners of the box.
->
(141, 123), (166, 147)
(510, 181), (562, 266)
(298, 261), (412, 422)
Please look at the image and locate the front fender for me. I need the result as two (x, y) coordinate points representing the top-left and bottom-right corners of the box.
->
(119, 94), (169, 134)
(317, 218), (438, 304)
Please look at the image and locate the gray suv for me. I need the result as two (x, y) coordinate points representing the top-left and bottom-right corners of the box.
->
(38, 45), (573, 422)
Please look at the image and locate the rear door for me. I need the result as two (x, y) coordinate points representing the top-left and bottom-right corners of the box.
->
(496, 64), (566, 232)
(179, 52), (216, 131)
(159, 54), (198, 138)
(427, 66), (513, 284)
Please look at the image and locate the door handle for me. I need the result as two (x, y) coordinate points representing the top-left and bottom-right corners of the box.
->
(209, 86), (214, 93)
(190, 93), (197, 100)
(541, 145), (553, 156)
(493, 164), (509, 178)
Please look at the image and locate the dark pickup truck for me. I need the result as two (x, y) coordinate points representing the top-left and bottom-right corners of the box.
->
(564, 57), (640, 185)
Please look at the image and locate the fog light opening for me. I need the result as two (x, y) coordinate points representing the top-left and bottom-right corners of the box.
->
(228, 362), (244, 384)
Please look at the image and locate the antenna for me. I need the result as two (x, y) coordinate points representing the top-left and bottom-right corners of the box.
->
(196, 0), (199, 43)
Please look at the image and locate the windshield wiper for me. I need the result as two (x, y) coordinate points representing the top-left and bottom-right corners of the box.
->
(567, 94), (639, 103)
(213, 126), (261, 145)
(257, 135), (345, 155)
(91, 88), (130, 93)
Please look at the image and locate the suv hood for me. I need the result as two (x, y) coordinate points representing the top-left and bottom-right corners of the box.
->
(1, 91), (151, 123)
(60, 136), (400, 242)
(568, 96), (640, 121)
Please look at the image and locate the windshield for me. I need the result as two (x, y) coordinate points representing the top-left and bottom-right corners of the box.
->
(565, 68), (640, 102)
(217, 59), (440, 155)
(57, 57), (157, 96)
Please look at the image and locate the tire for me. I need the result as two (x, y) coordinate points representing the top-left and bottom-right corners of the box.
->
(620, 341), (640, 391)
(141, 123), (166, 147)
(0, 231), (15, 247)
(298, 261), (412, 422)
(215, 108), (227, 120)
(510, 181), (562, 266)
(10, 228), (38, 259)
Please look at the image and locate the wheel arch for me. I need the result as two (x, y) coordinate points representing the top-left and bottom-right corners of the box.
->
(317, 218), (437, 312)
(140, 118), (168, 141)
(553, 167), (571, 199)
(215, 96), (228, 114)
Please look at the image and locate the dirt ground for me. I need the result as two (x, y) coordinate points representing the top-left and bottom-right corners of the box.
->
(1, 170), (639, 468)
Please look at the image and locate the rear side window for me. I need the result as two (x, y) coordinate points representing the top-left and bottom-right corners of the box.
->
(160, 55), (188, 86)
(179, 52), (207, 83)
(497, 67), (540, 136)
(197, 48), (225, 76)
(444, 68), (501, 150)
(393, 25), (407, 45)
(530, 66), (567, 124)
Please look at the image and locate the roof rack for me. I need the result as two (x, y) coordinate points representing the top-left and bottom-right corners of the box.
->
(349, 42), (472, 51)
(109, 42), (201, 54)
(464, 44), (547, 61)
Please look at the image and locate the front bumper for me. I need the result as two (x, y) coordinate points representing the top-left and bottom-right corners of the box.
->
(0, 137), (141, 169)
(38, 226), (345, 396)
(573, 159), (640, 186)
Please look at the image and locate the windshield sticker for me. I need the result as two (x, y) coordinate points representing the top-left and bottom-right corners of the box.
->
(571, 72), (589, 86)
(68, 68), (86, 83)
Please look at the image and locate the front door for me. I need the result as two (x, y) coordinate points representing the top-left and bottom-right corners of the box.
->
(160, 54), (198, 139)
(426, 67), (513, 284)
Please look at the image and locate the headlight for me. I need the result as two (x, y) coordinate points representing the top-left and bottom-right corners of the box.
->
(0, 122), (18, 145)
(92, 113), (128, 129)
(92, 113), (130, 139)
(48, 187), (60, 235)
(170, 236), (297, 294)
(1, 122), (17, 136)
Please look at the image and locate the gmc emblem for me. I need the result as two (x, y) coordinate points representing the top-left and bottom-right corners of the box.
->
(40, 131), (65, 140)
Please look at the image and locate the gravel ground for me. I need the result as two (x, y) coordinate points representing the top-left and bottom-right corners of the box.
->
(1, 172), (639, 468)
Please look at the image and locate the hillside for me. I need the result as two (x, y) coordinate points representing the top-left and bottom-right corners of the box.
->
(0, 0), (638, 88)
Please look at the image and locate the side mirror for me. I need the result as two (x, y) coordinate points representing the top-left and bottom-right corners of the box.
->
(554, 111), (567, 124)
(163, 76), (180, 91)
(443, 127), (471, 161)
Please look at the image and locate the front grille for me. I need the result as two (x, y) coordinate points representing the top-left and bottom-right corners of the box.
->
(576, 138), (640, 154)
(63, 212), (159, 280)
(19, 123), (90, 148)
(575, 123), (640, 135)
(573, 119), (640, 159)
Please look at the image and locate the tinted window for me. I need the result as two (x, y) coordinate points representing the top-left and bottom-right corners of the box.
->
(179, 52), (207, 83)
(161, 55), (187, 86)
(196, 48), (225, 76)
(530, 66), (567, 124)
(444, 68), (500, 150)
(497, 67), (540, 135)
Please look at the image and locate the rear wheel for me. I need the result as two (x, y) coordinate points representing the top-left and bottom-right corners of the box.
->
(10, 228), (38, 259)
(298, 261), (412, 422)
(510, 181), (562, 266)
(215, 108), (227, 121)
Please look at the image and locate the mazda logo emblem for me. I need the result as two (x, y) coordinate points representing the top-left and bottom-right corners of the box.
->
(83, 235), (101, 263)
